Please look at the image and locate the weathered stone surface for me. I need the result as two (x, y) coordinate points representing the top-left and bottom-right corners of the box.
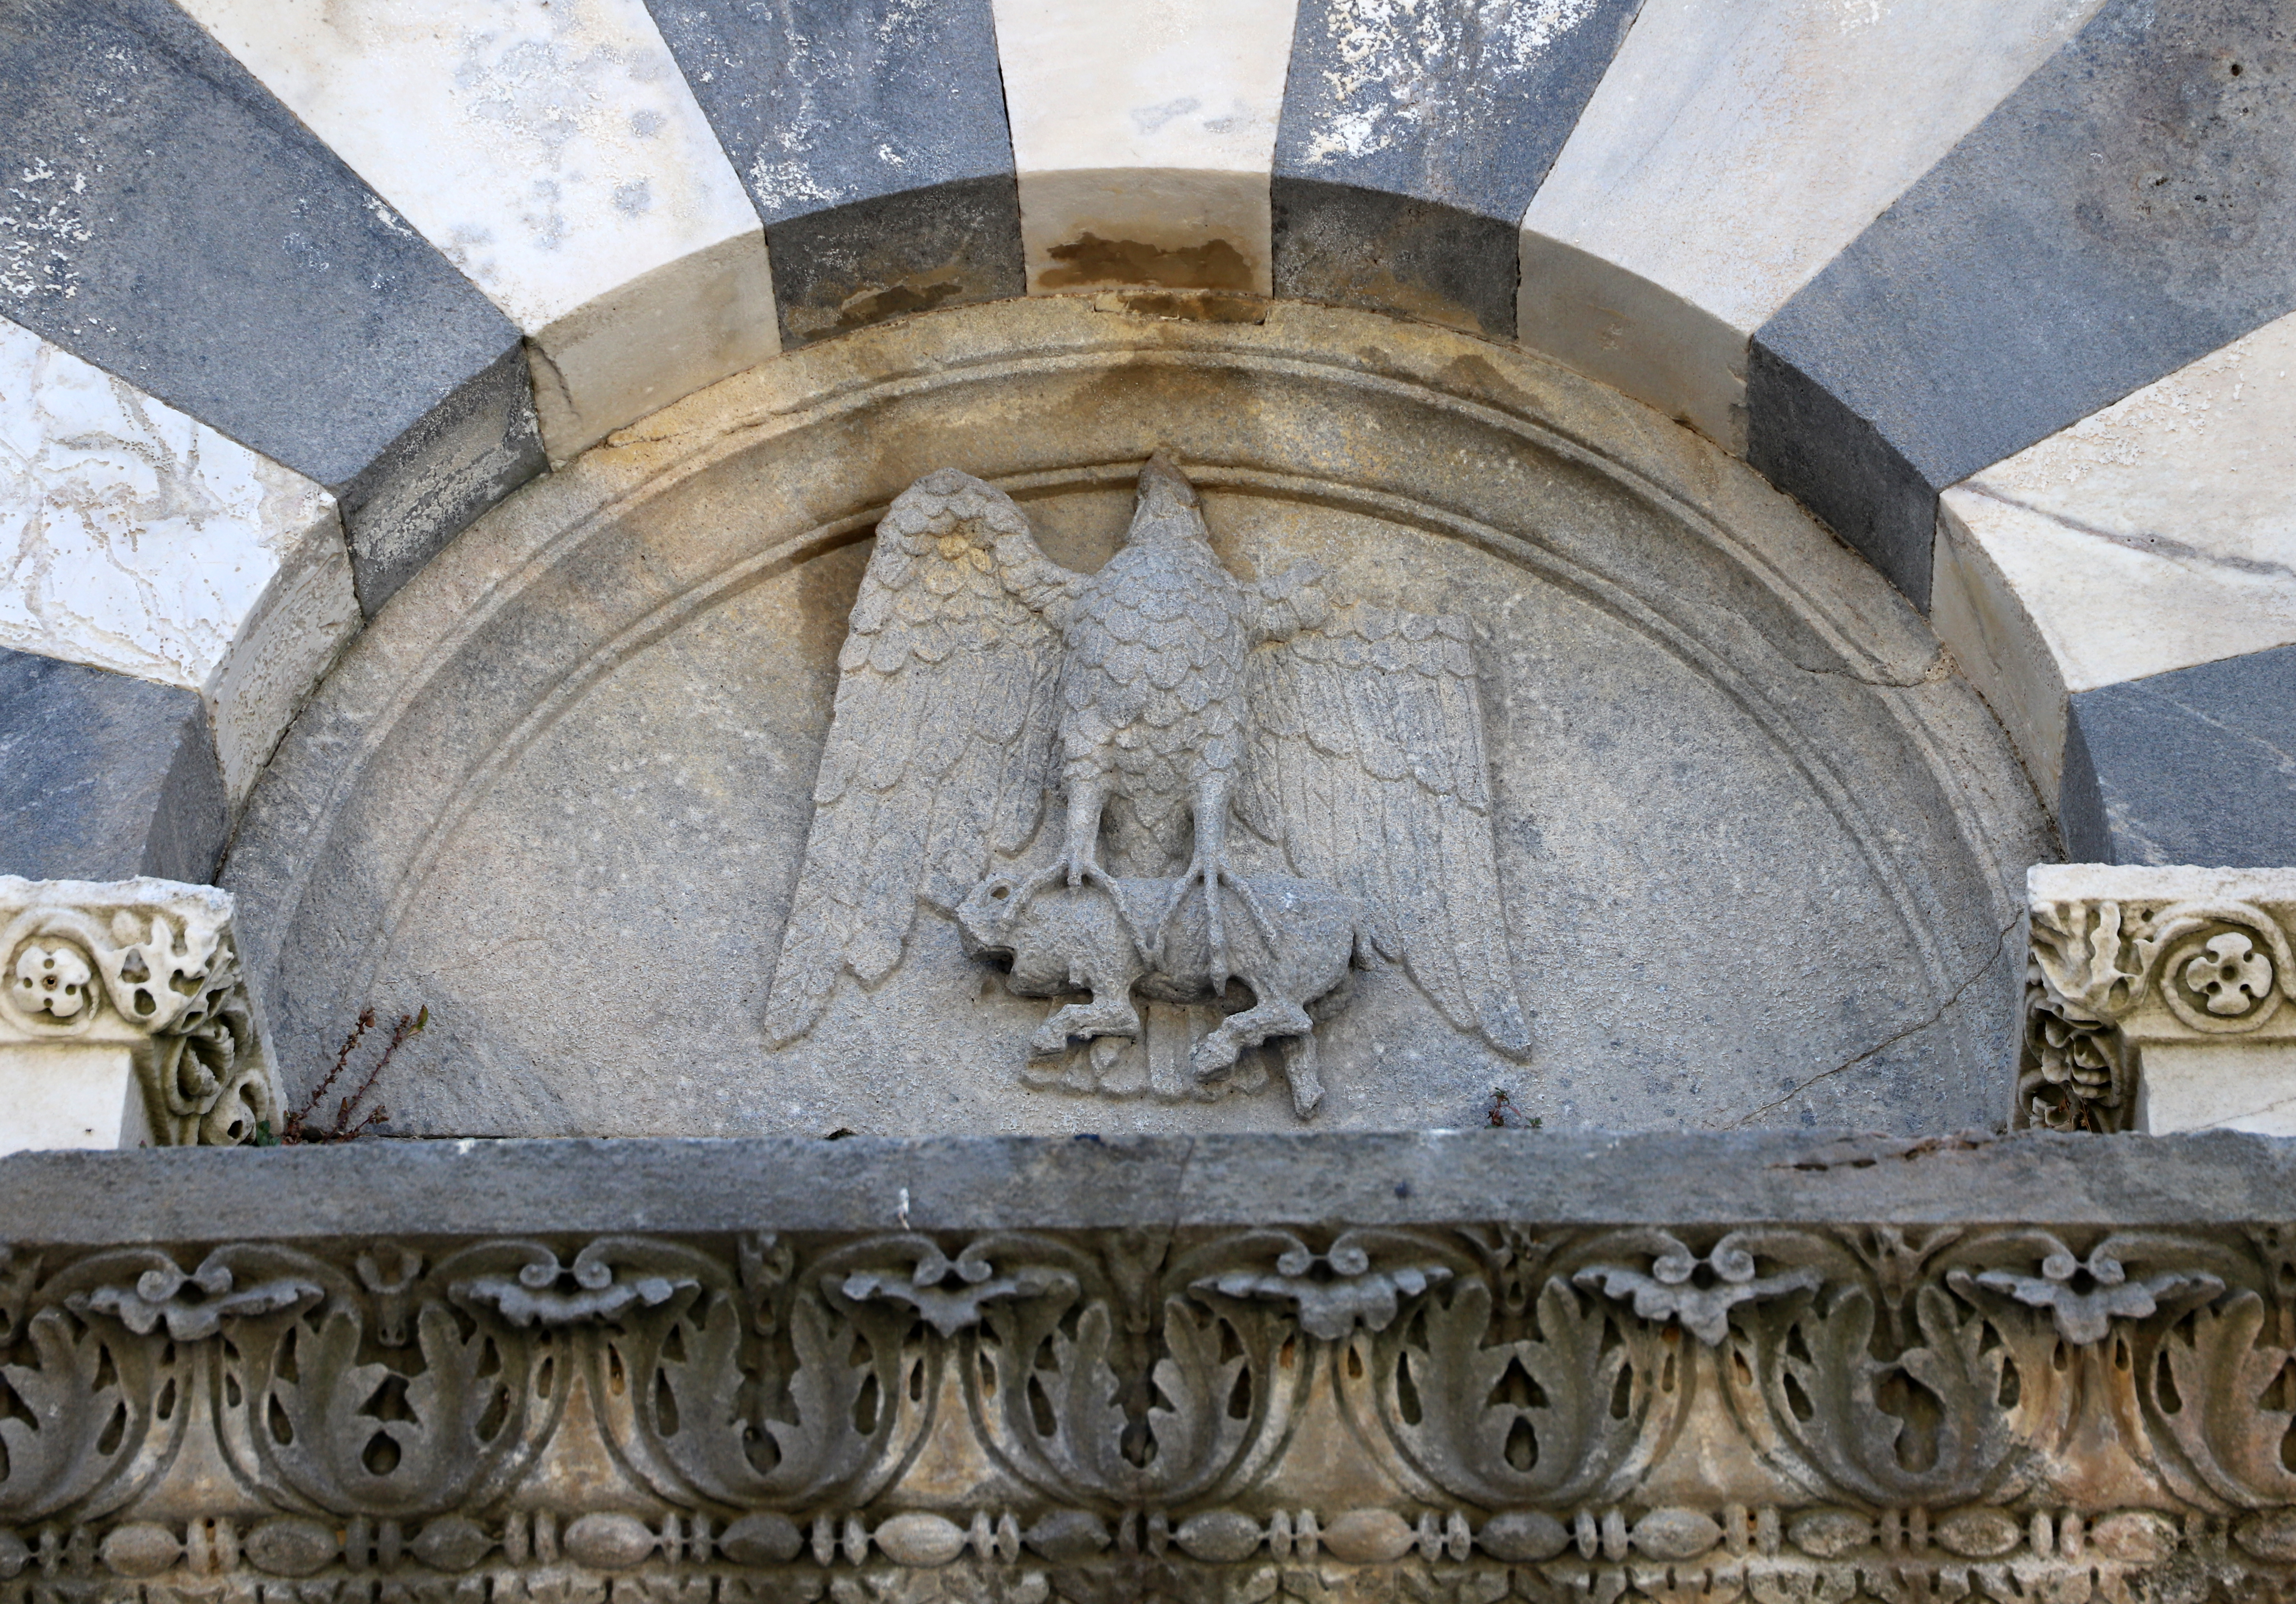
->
(2022, 865), (2296, 1138)
(176, 0), (773, 464)
(645, 0), (1023, 344)
(1272, 0), (1638, 336)
(1751, 0), (2296, 604)
(2061, 645), (2296, 868)
(1272, 179), (1518, 337)
(996, 0), (1296, 295)
(0, 0), (538, 603)
(1521, 0), (2102, 449)
(0, 1132), (2288, 1598)
(1932, 307), (2296, 804)
(0, 650), (224, 883)
(0, 873), (279, 1151)
(333, 343), (546, 616)
(0, 320), (358, 808)
(224, 296), (2045, 1139)
(762, 178), (1026, 348)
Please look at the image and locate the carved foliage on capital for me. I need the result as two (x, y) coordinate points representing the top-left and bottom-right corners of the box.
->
(0, 876), (278, 1145)
(2019, 879), (2296, 1132)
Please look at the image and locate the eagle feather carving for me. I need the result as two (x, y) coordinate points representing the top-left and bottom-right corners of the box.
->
(766, 457), (1529, 1111)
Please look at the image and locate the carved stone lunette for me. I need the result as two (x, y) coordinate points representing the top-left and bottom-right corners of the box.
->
(6, 1136), (2296, 1601)
(0, 876), (279, 1149)
(2020, 866), (2296, 1134)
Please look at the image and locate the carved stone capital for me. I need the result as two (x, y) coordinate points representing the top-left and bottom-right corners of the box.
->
(0, 875), (279, 1149)
(2020, 865), (2296, 1134)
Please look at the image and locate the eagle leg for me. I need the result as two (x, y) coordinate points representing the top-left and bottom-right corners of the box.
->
(1154, 776), (1281, 993)
(1005, 776), (1147, 946)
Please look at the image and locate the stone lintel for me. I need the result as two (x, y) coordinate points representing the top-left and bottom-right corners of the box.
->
(0, 1131), (2291, 1597)
(3, 1127), (2294, 1244)
(0, 875), (279, 1152)
(2021, 863), (2296, 1134)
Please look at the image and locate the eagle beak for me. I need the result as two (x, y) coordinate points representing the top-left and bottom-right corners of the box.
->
(1127, 451), (1203, 543)
(1138, 450), (1199, 509)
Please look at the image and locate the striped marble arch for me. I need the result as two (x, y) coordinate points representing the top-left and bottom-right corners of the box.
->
(2, 0), (2290, 884)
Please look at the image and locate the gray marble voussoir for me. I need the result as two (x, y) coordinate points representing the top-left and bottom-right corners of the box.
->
(2061, 642), (2296, 867)
(0, 648), (225, 883)
(764, 178), (1028, 348)
(1271, 179), (1520, 339)
(1274, 0), (1641, 228)
(1749, 0), (2296, 613)
(645, 0), (1022, 351)
(0, 0), (535, 595)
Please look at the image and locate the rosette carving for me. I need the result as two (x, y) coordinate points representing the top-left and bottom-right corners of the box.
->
(0, 876), (280, 1147)
(2020, 871), (2296, 1134)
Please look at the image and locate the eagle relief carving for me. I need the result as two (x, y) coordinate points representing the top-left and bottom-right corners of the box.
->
(764, 456), (1529, 1119)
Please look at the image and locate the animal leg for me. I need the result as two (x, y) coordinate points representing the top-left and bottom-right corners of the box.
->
(1277, 1034), (1325, 1120)
(1030, 986), (1144, 1058)
(1028, 945), (1145, 1058)
(1192, 994), (1313, 1081)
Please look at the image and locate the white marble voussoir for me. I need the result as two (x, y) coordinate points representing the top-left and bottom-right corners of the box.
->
(996, 0), (1296, 295)
(1518, 0), (2106, 449)
(1933, 307), (2296, 804)
(178, 0), (777, 464)
(0, 320), (358, 809)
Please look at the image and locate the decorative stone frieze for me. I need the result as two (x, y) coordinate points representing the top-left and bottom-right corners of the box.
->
(2020, 865), (2296, 1135)
(2, 1132), (2296, 1600)
(0, 876), (278, 1152)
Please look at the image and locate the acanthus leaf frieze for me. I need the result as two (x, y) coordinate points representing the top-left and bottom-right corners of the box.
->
(4, 1215), (2296, 1597)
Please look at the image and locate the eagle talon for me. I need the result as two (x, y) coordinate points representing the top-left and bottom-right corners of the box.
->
(1154, 853), (1281, 997)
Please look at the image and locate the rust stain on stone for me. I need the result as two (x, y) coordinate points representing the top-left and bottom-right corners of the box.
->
(787, 273), (970, 344)
(1037, 232), (1255, 292)
(1091, 289), (1268, 324)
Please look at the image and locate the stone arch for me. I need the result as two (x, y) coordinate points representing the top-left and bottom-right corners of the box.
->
(2, 0), (2290, 886)
(216, 298), (2050, 1135)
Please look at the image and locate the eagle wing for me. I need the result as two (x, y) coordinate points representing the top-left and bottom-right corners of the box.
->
(763, 470), (1077, 1047)
(1238, 605), (1531, 1055)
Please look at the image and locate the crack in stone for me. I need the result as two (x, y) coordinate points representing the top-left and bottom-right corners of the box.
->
(1710, 910), (2022, 1131)
(1962, 482), (2296, 585)
(1791, 646), (1955, 690)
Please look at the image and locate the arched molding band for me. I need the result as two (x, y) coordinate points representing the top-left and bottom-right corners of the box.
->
(1, 0), (2290, 885)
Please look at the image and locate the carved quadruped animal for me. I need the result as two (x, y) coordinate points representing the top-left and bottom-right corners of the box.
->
(765, 456), (1531, 1118)
(955, 870), (1358, 1118)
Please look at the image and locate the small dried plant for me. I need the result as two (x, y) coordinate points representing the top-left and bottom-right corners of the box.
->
(261, 1005), (428, 1145)
(1486, 1088), (1542, 1130)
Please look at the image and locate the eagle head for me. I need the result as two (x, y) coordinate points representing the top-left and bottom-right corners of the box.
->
(1124, 451), (1207, 549)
